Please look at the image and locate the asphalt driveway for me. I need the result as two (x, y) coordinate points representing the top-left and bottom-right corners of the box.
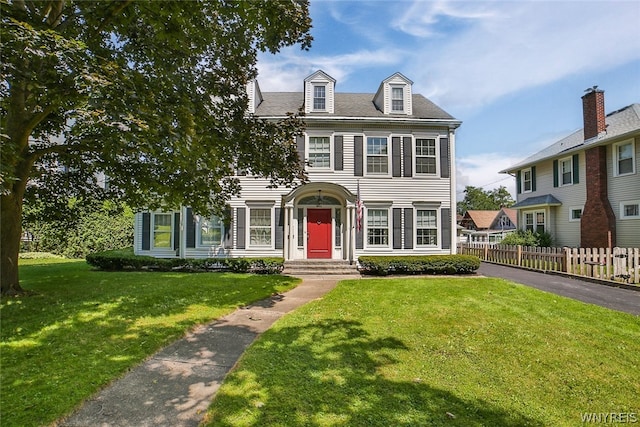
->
(478, 262), (640, 316)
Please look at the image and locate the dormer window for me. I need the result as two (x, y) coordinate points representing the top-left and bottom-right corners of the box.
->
(313, 85), (326, 111)
(304, 70), (336, 114)
(391, 86), (404, 112)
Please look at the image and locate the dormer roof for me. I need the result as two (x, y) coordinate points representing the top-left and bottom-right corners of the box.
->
(373, 72), (414, 115)
(304, 70), (336, 114)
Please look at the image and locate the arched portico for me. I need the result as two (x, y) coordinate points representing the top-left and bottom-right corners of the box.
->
(282, 182), (357, 261)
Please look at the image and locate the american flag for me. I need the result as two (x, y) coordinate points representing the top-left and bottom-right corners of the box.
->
(356, 180), (363, 232)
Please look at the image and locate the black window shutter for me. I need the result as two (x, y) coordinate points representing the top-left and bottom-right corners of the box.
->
(236, 207), (246, 249)
(296, 135), (305, 169)
(403, 137), (412, 177)
(223, 207), (233, 248)
(441, 208), (451, 250)
(440, 138), (450, 178)
(404, 208), (413, 249)
(275, 208), (284, 250)
(531, 166), (537, 192)
(334, 135), (343, 171)
(354, 135), (363, 176)
(516, 171), (521, 194)
(186, 208), (195, 248)
(553, 160), (559, 188)
(142, 212), (150, 250)
(392, 137), (402, 177)
(393, 208), (402, 249)
(173, 212), (180, 250)
(572, 154), (579, 184)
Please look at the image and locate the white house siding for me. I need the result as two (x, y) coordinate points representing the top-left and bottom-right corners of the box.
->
(134, 71), (460, 260)
(608, 137), (640, 247)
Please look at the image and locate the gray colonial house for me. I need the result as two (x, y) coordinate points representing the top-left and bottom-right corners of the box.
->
(501, 88), (640, 248)
(134, 70), (461, 262)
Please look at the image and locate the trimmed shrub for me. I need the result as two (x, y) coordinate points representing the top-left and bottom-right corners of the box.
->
(358, 255), (480, 276)
(500, 230), (553, 247)
(86, 248), (284, 274)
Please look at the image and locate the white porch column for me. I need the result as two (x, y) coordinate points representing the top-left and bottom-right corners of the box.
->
(283, 206), (290, 260)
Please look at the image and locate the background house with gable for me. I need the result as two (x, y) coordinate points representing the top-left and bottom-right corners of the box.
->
(133, 70), (461, 262)
(459, 208), (517, 243)
(501, 89), (640, 247)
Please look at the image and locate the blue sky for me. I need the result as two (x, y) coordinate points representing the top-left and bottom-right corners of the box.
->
(255, 0), (640, 197)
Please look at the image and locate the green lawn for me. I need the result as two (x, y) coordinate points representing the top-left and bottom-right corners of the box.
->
(205, 277), (640, 427)
(0, 259), (299, 427)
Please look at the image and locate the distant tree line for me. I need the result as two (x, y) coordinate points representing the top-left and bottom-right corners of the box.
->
(457, 186), (514, 215)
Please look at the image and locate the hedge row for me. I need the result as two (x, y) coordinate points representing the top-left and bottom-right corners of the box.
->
(86, 248), (284, 274)
(358, 255), (480, 276)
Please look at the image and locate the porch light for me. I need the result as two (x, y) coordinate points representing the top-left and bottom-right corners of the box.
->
(316, 189), (323, 206)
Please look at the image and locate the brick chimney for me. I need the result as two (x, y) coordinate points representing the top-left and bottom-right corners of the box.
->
(582, 87), (606, 140)
(580, 87), (616, 248)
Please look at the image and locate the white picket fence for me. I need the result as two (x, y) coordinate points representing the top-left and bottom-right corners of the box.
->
(458, 243), (640, 285)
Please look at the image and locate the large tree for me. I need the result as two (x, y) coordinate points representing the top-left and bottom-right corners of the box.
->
(0, 0), (312, 295)
(457, 185), (515, 215)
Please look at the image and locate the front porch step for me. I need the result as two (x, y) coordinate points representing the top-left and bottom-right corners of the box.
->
(282, 260), (360, 276)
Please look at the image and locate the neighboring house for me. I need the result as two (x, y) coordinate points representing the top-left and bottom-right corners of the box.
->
(133, 70), (461, 261)
(459, 208), (517, 243)
(501, 88), (640, 248)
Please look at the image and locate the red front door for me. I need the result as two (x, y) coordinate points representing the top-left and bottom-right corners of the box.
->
(307, 209), (332, 259)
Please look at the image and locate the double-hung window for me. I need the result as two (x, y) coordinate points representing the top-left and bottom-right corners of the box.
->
(614, 140), (635, 176)
(366, 137), (389, 174)
(416, 209), (438, 246)
(199, 215), (224, 246)
(308, 136), (331, 168)
(415, 138), (437, 175)
(313, 85), (326, 111)
(152, 213), (172, 249)
(391, 86), (404, 112)
(524, 211), (545, 233)
(522, 168), (532, 193)
(367, 209), (389, 246)
(249, 208), (271, 246)
(560, 157), (573, 186)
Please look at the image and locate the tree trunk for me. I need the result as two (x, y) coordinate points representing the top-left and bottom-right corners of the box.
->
(1, 192), (25, 295)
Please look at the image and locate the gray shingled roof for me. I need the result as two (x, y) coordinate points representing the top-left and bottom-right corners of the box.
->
(254, 92), (456, 120)
(511, 194), (562, 209)
(502, 103), (640, 173)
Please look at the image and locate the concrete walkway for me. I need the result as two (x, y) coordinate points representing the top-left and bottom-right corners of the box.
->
(61, 275), (354, 427)
(60, 267), (638, 426)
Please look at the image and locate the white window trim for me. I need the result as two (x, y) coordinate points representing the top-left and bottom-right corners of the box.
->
(620, 200), (640, 220)
(415, 208), (440, 248)
(569, 206), (583, 222)
(151, 212), (174, 250)
(521, 168), (533, 193)
(522, 209), (546, 233)
(312, 84), (326, 112)
(558, 156), (574, 187)
(196, 215), (225, 248)
(390, 84), (405, 113)
(413, 136), (440, 177)
(365, 136), (391, 177)
(247, 206), (274, 249)
(306, 134), (333, 170)
(364, 204), (391, 249)
(613, 139), (636, 177)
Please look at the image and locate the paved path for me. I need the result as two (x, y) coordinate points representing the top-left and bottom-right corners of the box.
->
(479, 262), (640, 316)
(61, 276), (353, 427)
(60, 267), (638, 426)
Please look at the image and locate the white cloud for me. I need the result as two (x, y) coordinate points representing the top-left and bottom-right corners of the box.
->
(456, 153), (522, 198)
(402, 1), (640, 110)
